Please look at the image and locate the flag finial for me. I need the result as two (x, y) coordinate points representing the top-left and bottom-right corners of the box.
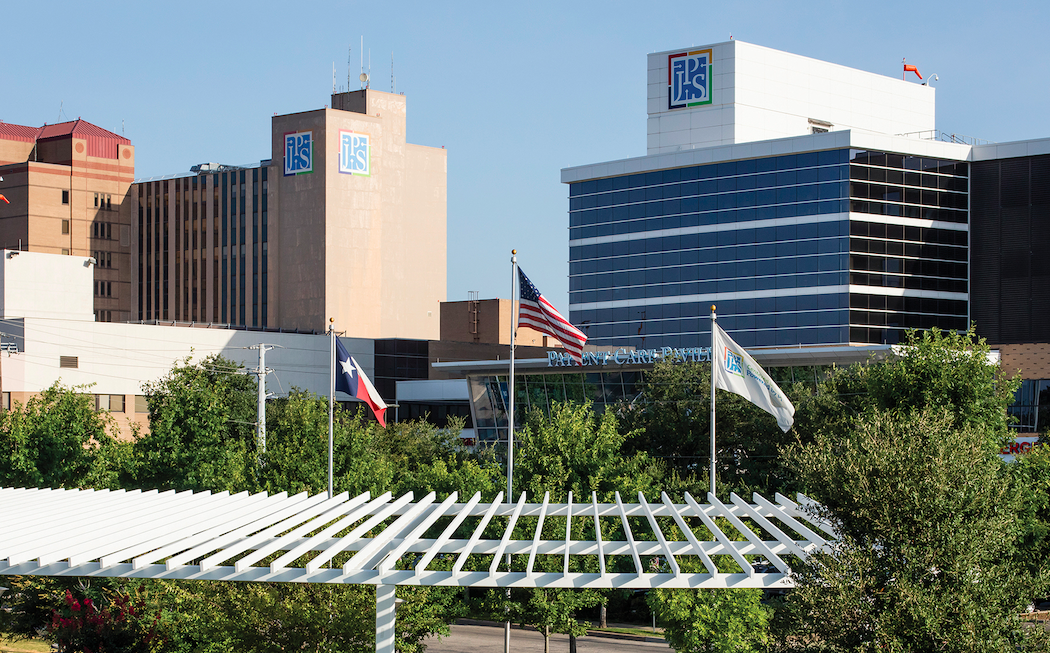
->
(512, 249), (517, 255)
(711, 304), (716, 312)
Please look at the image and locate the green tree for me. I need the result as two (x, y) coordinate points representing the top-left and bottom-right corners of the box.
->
(779, 407), (1047, 652)
(128, 355), (256, 492)
(619, 359), (808, 498)
(0, 382), (123, 489)
(649, 571), (770, 653)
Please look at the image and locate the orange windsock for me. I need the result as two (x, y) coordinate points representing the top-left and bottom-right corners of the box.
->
(904, 64), (922, 80)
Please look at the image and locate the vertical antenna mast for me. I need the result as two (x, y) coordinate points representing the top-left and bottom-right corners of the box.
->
(391, 52), (394, 93)
(360, 36), (364, 89)
(332, 62), (336, 94)
(347, 45), (352, 92)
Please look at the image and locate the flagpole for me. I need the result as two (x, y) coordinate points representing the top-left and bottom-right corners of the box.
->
(505, 250), (517, 653)
(710, 305), (717, 497)
(508, 250), (517, 501)
(328, 317), (335, 500)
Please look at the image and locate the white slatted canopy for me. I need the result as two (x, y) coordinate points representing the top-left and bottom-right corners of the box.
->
(0, 486), (835, 589)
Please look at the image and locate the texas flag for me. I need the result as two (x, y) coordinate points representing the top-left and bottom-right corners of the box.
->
(335, 338), (388, 427)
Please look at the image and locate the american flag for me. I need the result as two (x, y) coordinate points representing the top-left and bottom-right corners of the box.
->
(517, 268), (588, 364)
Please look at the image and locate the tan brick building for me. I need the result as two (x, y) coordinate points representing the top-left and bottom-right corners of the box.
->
(131, 88), (447, 340)
(0, 120), (135, 323)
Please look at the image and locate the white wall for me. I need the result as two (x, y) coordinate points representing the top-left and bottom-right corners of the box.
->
(647, 41), (936, 155)
(0, 250), (94, 321)
(0, 318), (374, 400)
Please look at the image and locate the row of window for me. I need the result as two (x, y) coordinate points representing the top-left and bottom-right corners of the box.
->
(848, 150), (968, 176)
(90, 394), (149, 413)
(849, 221), (968, 245)
(573, 254), (848, 291)
(848, 294), (968, 314)
(849, 271), (968, 294)
(849, 166), (968, 192)
(94, 193), (114, 210)
(570, 221), (849, 262)
(570, 176), (847, 213)
(93, 221), (116, 240)
(569, 150), (850, 198)
(851, 310), (968, 330)
(851, 239), (967, 262)
(850, 180), (968, 206)
(94, 281), (113, 297)
(572, 238), (850, 277)
(569, 200), (848, 240)
(582, 326), (852, 350)
(850, 254), (967, 280)
(570, 271), (850, 304)
(92, 251), (114, 268)
(848, 199), (966, 224)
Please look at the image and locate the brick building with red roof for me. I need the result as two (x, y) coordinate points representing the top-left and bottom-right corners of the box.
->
(0, 118), (135, 322)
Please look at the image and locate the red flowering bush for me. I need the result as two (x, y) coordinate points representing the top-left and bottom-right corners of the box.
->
(49, 588), (161, 653)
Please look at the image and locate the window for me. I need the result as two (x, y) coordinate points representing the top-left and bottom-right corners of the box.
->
(96, 394), (110, 411)
(62, 219), (70, 235)
(61, 248), (70, 255)
(134, 395), (149, 413)
(106, 195), (112, 210)
(94, 193), (99, 208)
(62, 190), (69, 204)
(109, 395), (125, 413)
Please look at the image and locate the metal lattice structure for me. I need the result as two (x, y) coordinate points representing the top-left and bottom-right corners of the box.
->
(0, 486), (835, 589)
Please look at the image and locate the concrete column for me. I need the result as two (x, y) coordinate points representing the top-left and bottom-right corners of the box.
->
(376, 584), (396, 653)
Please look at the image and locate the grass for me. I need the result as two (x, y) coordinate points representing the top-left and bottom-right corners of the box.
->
(589, 625), (665, 639)
(0, 638), (51, 653)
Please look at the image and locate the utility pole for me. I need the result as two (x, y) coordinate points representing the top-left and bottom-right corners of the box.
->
(248, 344), (281, 464)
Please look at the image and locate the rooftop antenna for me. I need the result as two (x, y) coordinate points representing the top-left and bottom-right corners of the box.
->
(368, 48), (371, 88)
(391, 52), (394, 93)
(332, 62), (336, 94)
(360, 36), (364, 89)
(347, 45), (352, 93)
(57, 101), (66, 122)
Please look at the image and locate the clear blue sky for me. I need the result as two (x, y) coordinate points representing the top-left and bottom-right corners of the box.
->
(2, 0), (1046, 313)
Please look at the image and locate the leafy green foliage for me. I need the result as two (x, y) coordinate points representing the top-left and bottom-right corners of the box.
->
(127, 355), (256, 492)
(780, 408), (1048, 652)
(649, 582), (770, 653)
(0, 383), (122, 489)
(619, 359), (809, 498)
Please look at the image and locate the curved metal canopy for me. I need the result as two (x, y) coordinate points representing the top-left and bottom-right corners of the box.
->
(0, 486), (836, 590)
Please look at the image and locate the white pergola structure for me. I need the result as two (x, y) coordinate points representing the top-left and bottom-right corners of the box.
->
(0, 487), (835, 652)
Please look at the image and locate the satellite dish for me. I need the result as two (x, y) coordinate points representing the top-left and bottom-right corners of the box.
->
(360, 73), (369, 83)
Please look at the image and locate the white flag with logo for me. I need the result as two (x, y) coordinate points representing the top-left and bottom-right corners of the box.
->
(711, 323), (795, 432)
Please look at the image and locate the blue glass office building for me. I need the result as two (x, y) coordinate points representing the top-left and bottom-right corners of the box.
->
(565, 137), (970, 349)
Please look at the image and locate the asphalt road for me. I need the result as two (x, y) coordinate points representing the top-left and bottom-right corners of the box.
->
(424, 624), (671, 652)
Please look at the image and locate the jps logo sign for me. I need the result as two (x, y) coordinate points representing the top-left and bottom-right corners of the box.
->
(723, 347), (744, 377)
(339, 131), (370, 176)
(668, 50), (712, 109)
(284, 131), (313, 176)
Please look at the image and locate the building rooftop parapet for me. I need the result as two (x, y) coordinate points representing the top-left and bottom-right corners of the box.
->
(897, 130), (995, 146)
(128, 319), (318, 335)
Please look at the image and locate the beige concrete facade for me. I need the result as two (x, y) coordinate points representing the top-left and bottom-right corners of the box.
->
(0, 120), (135, 323)
(440, 298), (562, 348)
(132, 90), (446, 338)
(271, 90), (446, 338)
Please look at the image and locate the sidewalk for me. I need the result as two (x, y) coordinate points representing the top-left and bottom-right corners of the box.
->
(455, 618), (666, 643)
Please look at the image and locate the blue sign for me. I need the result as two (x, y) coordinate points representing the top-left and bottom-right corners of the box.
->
(724, 347), (744, 377)
(339, 131), (370, 176)
(284, 131), (313, 176)
(668, 49), (712, 109)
